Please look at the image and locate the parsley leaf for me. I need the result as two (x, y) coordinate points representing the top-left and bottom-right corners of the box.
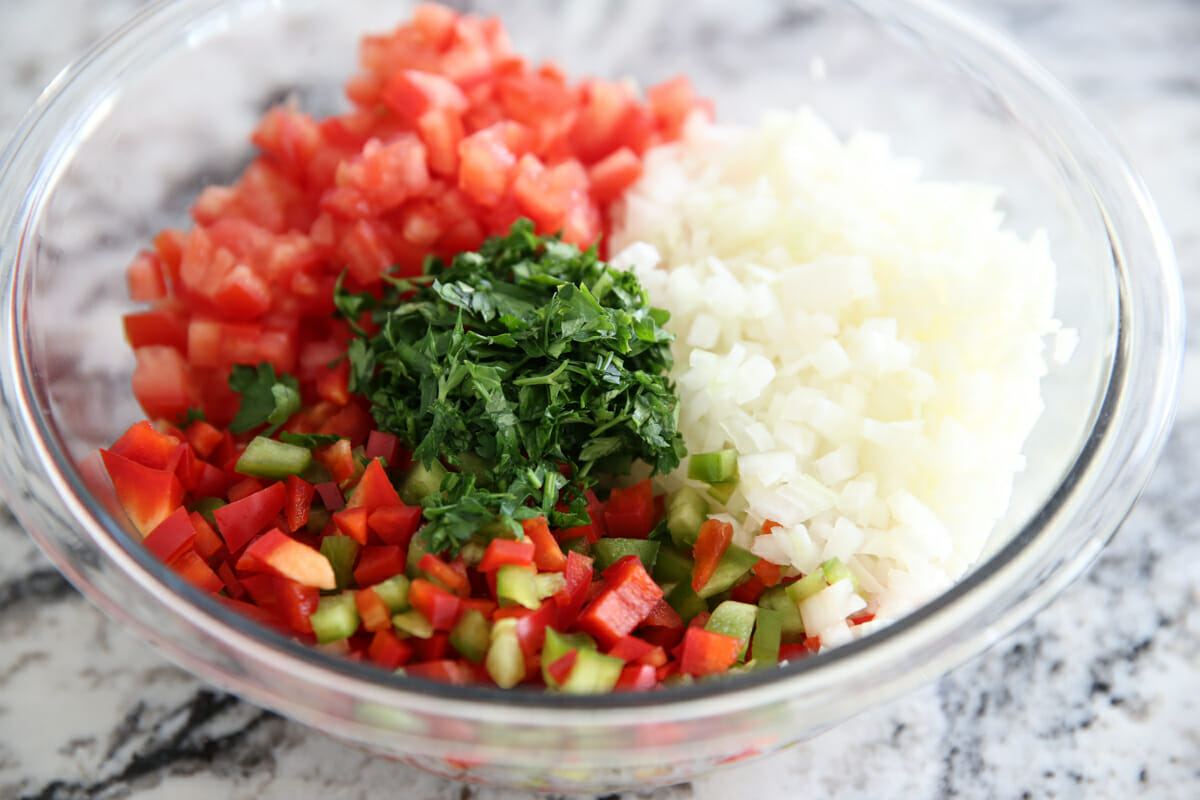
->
(228, 363), (301, 435)
(336, 219), (685, 556)
(279, 432), (342, 450)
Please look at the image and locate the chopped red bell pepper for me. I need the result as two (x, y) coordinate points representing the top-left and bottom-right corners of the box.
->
(603, 480), (655, 539)
(143, 507), (196, 564)
(691, 518), (733, 593)
(678, 626), (741, 677)
(285, 474), (315, 532)
(545, 650), (578, 686)
(478, 538), (535, 572)
(751, 558), (782, 588)
(408, 578), (463, 631)
(355, 586), (393, 632)
(404, 659), (473, 685)
(314, 481), (345, 511)
(109, 420), (182, 470)
(367, 505), (421, 548)
(333, 505), (370, 545)
(577, 555), (663, 647)
(272, 576), (319, 634)
(368, 628), (413, 670)
(615, 663), (658, 691)
(99, 449), (184, 536)
(353, 545), (407, 587)
(189, 511), (224, 560)
(346, 458), (403, 510)
(554, 550), (593, 629)
(213, 481), (286, 553)
(169, 549), (223, 593)
(522, 516), (567, 572)
(418, 553), (470, 596)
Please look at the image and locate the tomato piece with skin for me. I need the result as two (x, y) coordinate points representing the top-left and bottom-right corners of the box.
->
(123, 309), (188, 352)
(126, 250), (169, 302)
(213, 481), (287, 553)
(691, 518), (734, 593)
(131, 346), (197, 423)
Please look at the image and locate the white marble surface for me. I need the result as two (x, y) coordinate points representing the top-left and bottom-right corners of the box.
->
(1, 1), (1198, 798)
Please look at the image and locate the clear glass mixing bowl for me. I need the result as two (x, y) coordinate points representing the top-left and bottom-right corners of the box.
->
(0, 0), (1183, 791)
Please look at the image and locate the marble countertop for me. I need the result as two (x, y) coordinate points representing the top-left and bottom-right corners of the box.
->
(1, 1), (1197, 798)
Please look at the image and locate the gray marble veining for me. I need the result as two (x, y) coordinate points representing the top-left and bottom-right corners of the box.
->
(1, 1), (1197, 798)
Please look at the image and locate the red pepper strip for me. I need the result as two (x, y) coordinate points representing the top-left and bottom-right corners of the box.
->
(554, 550), (594, 630)
(109, 420), (181, 470)
(522, 517), (567, 572)
(169, 549), (223, 593)
(364, 430), (399, 465)
(285, 474), (315, 532)
(778, 643), (810, 662)
(418, 553), (470, 597)
(606, 635), (657, 664)
(691, 518), (733, 593)
(185, 418), (224, 459)
(346, 459), (403, 510)
(516, 599), (558, 657)
(189, 511), (224, 560)
(731, 573), (766, 604)
(751, 558), (782, 588)
(314, 481), (345, 511)
(641, 598), (683, 630)
(678, 626), (741, 677)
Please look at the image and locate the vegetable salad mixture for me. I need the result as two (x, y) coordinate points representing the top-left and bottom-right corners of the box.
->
(100, 3), (1060, 691)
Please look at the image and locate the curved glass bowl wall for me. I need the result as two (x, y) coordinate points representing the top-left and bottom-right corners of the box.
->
(0, 0), (1182, 790)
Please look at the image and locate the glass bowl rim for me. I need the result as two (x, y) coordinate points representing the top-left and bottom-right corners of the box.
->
(0, 0), (1184, 726)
